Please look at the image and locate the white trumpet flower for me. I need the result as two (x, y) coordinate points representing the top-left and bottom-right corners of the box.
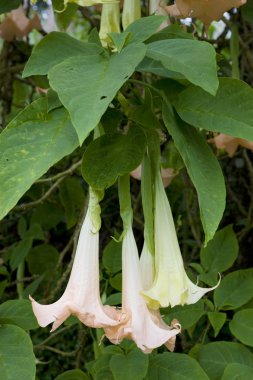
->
(30, 194), (124, 332)
(142, 172), (219, 309)
(104, 228), (180, 353)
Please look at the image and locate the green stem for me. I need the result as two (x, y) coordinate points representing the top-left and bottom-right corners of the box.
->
(118, 174), (133, 233)
(230, 23), (240, 80)
(17, 262), (24, 299)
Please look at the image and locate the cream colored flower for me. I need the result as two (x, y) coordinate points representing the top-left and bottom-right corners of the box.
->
(122, 0), (141, 30)
(30, 191), (124, 332)
(210, 133), (253, 157)
(142, 172), (218, 309)
(99, 3), (120, 45)
(104, 228), (180, 353)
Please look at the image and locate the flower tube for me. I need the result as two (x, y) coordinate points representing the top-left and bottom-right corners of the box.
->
(142, 171), (219, 309)
(122, 0), (141, 30)
(104, 175), (180, 353)
(99, 3), (120, 45)
(30, 189), (124, 332)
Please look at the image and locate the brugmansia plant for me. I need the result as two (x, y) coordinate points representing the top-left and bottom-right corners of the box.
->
(1, 0), (253, 379)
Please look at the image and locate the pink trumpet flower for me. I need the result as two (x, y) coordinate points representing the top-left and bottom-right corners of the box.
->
(30, 202), (124, 332)
(104, 228), (180, 353)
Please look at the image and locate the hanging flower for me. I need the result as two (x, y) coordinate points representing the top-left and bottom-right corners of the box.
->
(30, 189), (125, 332)
(99, 3), (120, 45)
(141, 171), (219, 309)
(165, 0), (246, 27)
(104, 227), (180, 353)
(122, 0), (141, 30)
(209, 133), (253, 157)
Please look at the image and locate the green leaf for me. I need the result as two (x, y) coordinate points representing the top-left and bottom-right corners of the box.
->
(230, 309), (253, 347)
(0, 324), (36, 380)
(54, 2), (79, 30)
(0, 0), (20, 14)
(241, 0), (253, 23)
(109, 32), (132, 52)
(162, 300), (205, 329)
(208, 312), (226, 337)
(110, 348), (149, 380)
(102, 239), (122, 274)
(82, 128), (147, 189)
(200, 225), (238, 273)
(125, 15), (167, 44)
(146, 39), (218, 95)
(55, 369), (90, 380)
(214, 269), (253, 310)
(48, 43), (147, 143)
(175, 78), (253, 140)
(59, 177), (85, 229)
(146, 352), (209, 380)
(146, 24), (195, 43)
(109, 273), (122, 291)
(0, 98), (78, 220)
(199, 341), (253, 380)
(163, 103), (225, 244)
(221, 363), (253, 380)
(23, 32), (103, 77)
(0, 300), (38, 330)
(106, 293), (122, 306)
(26, 244), (59, 275)
(10, 238), (33, 270)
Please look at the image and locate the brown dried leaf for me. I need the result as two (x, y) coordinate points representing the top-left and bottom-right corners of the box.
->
(165, 0), (247, 27)
(0, 6), (41, 41)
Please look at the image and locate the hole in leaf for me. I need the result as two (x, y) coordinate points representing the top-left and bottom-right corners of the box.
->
(100, 95), (107, 100)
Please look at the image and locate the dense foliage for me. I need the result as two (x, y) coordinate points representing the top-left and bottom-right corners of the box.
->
(1, 1), (253, 379)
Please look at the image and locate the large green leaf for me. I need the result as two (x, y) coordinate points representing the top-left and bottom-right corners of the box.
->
(146, 39), (218, 95)
(175, 78), (253, 139)
(0, 300), (38, 330)
(82, 128), (147, 189)
(110, 349), (149, 380)
(221, 363), (253, 380)
(199, 341), (253, 380)
(146, 352), (209, 380)
(125, 15), (167, 44)
(208, 312), (226, 337)
(200, 225), (238, 273)
(48, 43), (147, 143)
(163, 103), (225, 244)
(0, 98), (78, 220)
(230, 309), (253, 347)
(214, 269), (253, 310)
(0, 0), (20, 14)
(0, 324), (36, 380)
(54, 369), (89, 380)
(163, 300), (205, 330)
(23, 32), (103, 77)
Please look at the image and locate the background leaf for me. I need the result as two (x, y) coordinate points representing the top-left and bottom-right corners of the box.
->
(110, 348), (149, 380)
(229, 309), (253, 347)
(146, 39), (218, 94)
(0, 300), (38, 330)
(175, 78), (253, 140)
(163, 103), (225, 244)
(0, 324), (36, 380)
(54, 369), (90, 380)
(199, 341), (253, 380)
(146, 352), (209, 380)
(214, 269), (253, 310)
(0, 98), (78, 220)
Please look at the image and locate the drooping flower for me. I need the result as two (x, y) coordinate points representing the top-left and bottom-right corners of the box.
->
(99, 3), (120, 45)
(30, 189), (124, 332)
(122, 0), (141, 30)
(210, 133), (253, 157)
(104, 227), (180, 353)
(165, 0), (247, 27)
(131, 164), (176, 188)
(142, 171), (219, 309)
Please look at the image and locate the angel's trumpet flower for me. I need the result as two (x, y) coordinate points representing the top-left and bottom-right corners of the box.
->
(122, 0), (141, 30)
(104, 227), (180, 353)
(99, 3), (120, 45)
(142, 172), (219, 309)
(30, 189), (124, 332)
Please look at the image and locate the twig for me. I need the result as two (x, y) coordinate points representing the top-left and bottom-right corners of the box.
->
(36, 160), (82, 183)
